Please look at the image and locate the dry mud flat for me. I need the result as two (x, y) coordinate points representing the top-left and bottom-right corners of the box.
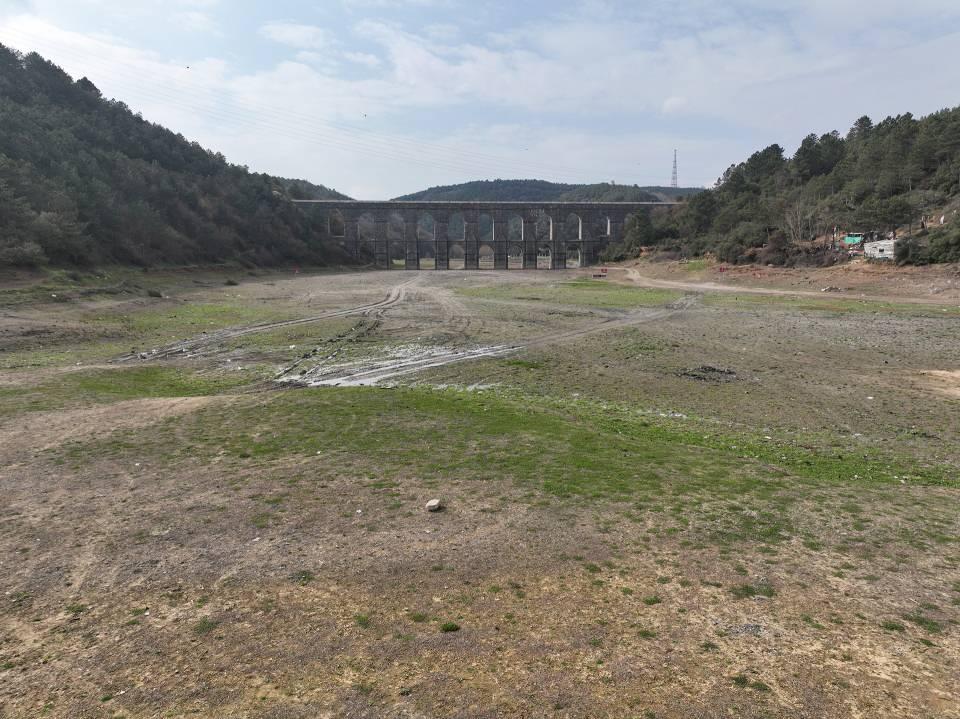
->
(0, 266), (958, 719)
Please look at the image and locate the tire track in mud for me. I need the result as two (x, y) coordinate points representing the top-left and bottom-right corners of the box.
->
(112, 269), (698, 387)
(113, 276), (421, 363)
(523, 293), (700, 349)
(290, 292), (701, 387)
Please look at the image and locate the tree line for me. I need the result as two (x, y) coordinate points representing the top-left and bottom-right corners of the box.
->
(0, 44), (349, 269)
(394, 179), (700, 203)
(608, 109), (960, 265)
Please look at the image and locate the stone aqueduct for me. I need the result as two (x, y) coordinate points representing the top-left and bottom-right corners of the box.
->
(292, 200), (678, 270)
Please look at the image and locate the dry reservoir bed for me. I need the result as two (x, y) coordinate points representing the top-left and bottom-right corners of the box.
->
(0, 265), (958, 719)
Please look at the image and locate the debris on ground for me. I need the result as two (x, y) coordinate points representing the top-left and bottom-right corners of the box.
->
(678, 365), (738, 383)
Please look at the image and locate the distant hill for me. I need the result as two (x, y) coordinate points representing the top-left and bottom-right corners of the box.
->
(394, 179), (701, 203)
(0, 44), (350, 268)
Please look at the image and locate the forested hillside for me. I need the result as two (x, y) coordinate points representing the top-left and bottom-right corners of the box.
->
(0, 44), (349, 268)
(614, 110), (960, 265)
(394, 179), (700, 203)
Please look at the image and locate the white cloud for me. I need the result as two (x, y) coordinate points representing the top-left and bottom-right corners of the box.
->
(3, 2), (960, 198)
(343, 51), (381, 68)
(422, 23), (459, 41)
(176, 10), (218, 34)
(340, 0), (451, 7)
(259, 21), (334, 50)
(662, 96), (687, 114)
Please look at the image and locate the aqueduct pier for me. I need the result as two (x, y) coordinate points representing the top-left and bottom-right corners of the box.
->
(292, 200), (679, 270)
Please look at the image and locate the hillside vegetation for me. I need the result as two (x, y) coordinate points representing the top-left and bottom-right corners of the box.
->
(394, 179), (700, 203)
(0, 44), (349, 269)
(612, 110), (960, 265)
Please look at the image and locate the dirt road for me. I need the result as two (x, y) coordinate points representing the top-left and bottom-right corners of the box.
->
(618, 266), (960, 305)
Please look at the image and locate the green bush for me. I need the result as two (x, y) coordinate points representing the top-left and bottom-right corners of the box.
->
(0, 239), (47, 266)
(896, 225), (960, 265)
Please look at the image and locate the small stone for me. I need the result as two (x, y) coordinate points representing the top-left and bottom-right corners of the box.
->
(425, 499), (443, 513)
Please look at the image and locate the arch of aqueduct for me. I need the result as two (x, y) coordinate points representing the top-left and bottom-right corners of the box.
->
(292, 200), (677, 270)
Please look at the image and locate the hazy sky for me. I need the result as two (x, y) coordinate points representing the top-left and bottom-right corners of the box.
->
(1, 1), (958, 198)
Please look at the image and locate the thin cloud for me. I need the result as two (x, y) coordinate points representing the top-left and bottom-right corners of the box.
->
(344, 51), (382, 68)
(259, 21), (335, 50)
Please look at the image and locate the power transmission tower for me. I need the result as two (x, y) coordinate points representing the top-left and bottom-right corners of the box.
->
(671, 149), (679, 189)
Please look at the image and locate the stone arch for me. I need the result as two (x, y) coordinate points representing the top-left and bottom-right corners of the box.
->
(507, 214), (524, 242)
(563, 213), (583, 241)
(442, 212), (464, 269)
(594, 214), (611, 238)
(478, 213), (494, 244)
(328, 209), (345, 237)
(565, 244), (582, 268)
(417, 212), (436, 269)
(387, 211), (404, 242)
(357, 212), (376, 241)
(508, 242), (524, 269)
(448, 241), (466, 270)
(478, 242), (495, 269)
(389, 241), (406, 268)
(387, 211), (405, 268)
(447, 212), (466, 241)
(534, 210), (553, 242)
(537, 243), (552, 269)
(357, 212), (376, 263)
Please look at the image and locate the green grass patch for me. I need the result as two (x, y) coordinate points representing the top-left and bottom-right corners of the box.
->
(193, 617), (219, 636)
(62, 387), (787, 507)
(731, 674), (770, 691)
(0, 272), (310, 368)
(730, 583), (776, 599)
(0, 366), (252, 418)
(97, 299), (295, 341)
(54, 385), (957, 559)
(290, 570), (315, 586)
(902, 613), (942, 633)
(458, 279), (682, 309)
(354, 614), (371, 629)
(505, 359), (544, 370)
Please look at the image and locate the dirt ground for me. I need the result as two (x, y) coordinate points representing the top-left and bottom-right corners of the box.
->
(622, 256), (960, 303)
(1, 262), (958, 719)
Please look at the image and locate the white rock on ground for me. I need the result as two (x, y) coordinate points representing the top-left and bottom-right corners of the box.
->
(425, 499), (443, 512)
